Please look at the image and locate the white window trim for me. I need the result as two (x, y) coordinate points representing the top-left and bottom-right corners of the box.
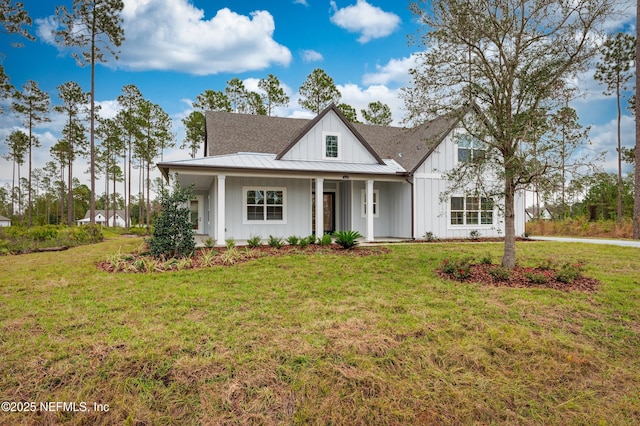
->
(322, 131), (341, 160)
(360, 189), (379, 218)
(448, 196), (494, 228)
(242, 186), (287, 225)
(455, 132), (485, 165)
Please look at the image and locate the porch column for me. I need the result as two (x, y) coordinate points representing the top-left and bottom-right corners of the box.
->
(315, 178), (324, 236)
(216, 175), (226, 246)
(366, 179), (374, 242)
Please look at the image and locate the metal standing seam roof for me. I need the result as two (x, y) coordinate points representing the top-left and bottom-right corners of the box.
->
(159, 153), (406, 176)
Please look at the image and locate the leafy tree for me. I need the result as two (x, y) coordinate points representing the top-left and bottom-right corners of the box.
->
(181, 111), (205, 158)
(116, 84), (143, 228)
(258, 74), (289, 116)
(54, 0), (125, 225)
(54, 81), (89, 225)
(245, 91), (267, 115)
(361, 101), (393, 126)
(135, 99), (173, 230)
(404, 0), (614, 268)
(298, 68), (341, 115)
(0, 0), (34, 111)
(337, 103), (360, 123)
(149, 179), (195, 259)
(2, 129), (27, 216)
(634, 4), (640, 239)
(97, 117), (124, 226)
(193, 89), (232, 112)
(226, 78), (248, 113)
(11, 80), (50, 227)
(594, 32), (636, 225)
(182, 89), (231, 159)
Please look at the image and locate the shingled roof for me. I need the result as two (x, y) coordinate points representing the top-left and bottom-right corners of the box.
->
(204, 106), (460, 174)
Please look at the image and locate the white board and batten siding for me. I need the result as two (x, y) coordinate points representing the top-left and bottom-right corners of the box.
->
(280, 110), (378, 164)
(349, 180), (412, 239)
(214, 176), (312, 241)
(414, 129), (526, 239)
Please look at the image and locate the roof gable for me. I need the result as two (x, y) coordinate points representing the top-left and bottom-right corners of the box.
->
(276, 104), (384, 164)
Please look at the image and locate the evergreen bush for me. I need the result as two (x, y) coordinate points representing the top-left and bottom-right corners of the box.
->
(149, 180), (195, 258)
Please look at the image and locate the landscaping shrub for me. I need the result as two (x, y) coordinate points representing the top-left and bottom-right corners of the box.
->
(556, 262), (584, 283)
(286, 235), (299, 246)
(298, 236), (310, 248)
(333, 230), (363, 249)
(440, 256), (474, 280)
(247, 235), (262, 248)
(149, 180), (195, 259)
(489, 266), (511, 281)
(318, 234), (332, 246)
(524, 270), (550, 284)
(469, 229), (481, 240)
(423, 231), (439, 242)
(268, 235), (284, 249)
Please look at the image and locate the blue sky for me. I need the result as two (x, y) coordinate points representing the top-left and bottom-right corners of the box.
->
(0, 0), (637, 197)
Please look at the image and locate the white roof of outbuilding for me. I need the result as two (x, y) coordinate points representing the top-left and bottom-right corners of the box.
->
(159, 153), (407, 176)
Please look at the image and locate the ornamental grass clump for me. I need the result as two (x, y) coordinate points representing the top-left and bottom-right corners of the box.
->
(556, 262), (584, 283)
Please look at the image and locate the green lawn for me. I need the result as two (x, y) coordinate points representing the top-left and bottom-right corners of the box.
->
(1, 236), (639, 425)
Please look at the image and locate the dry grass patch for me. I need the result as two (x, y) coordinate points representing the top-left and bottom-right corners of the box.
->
(1, 237), (639, 424)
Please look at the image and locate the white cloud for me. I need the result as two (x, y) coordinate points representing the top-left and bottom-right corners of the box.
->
(330, 0), (400, 43)
(293, 0), (309, 5)
(39, 0), (292, 75)
(336, 83), (404, 125)
(300, 49), (324, 63)
(363, 54), (418, 85)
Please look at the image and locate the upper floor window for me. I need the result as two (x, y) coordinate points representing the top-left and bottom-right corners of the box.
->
(323, 132), (340, 160)
(457, 133), (486, 163)
(450, 196), (493, 225)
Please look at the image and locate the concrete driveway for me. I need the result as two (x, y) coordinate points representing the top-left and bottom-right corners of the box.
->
(531, 236), (640, 248)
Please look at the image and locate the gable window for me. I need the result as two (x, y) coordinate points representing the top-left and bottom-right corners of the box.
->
(322, 132), (340, 159)
(360, 189), (379, 218)
(457, 134), (486, 163)
(450, 196), (493, 225)
(244, 187), (286, 223)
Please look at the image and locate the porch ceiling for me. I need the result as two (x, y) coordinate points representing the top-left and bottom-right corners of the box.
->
(174, 174), (214, 191)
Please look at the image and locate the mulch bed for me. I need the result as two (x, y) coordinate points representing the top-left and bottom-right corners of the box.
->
(97, 244), (390, 273)
(437, 263), (601, 293)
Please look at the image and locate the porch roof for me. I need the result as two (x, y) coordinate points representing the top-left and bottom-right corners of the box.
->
(158, 152), (407, 179)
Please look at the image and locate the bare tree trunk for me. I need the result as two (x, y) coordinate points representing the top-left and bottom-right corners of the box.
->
(502, 179), (516, 269)
(67, 157), (73, 226)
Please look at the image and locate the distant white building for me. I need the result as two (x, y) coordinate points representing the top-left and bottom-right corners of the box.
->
(77, 210), (127, 227)
(0, 215), (11, 227)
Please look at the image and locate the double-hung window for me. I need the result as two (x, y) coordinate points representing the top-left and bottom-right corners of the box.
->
(245, 188), (286, 223)
(322, 132), (340, 159)
(450, 196), (493, 225)
(457, 134), (486, 163)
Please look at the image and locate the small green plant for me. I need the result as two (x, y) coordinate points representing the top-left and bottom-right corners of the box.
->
(225, 238), (236, 249)
(220, 247), (242, 265)
(247, 235), (262, 248)
(319, 234), (332, 246)
(469, 229), (481, 240)
(200, 248), (218, 267)
(298, 237), (310, 249)
(479, 252), (493, 265)
(556, 262), (584, 283)
(307, 234), (318, 245)
(268, 235), (284, 249)
(204, 237), (215, 248)
(440, 256), (474, 280)
(489, 266), (511, 281)
(423, 231), (439, 242)
(333, 230), (363, 249)
(538, 257), (557, 270)
(524, 270), (550, 284)
(286, 235), (299, 246)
